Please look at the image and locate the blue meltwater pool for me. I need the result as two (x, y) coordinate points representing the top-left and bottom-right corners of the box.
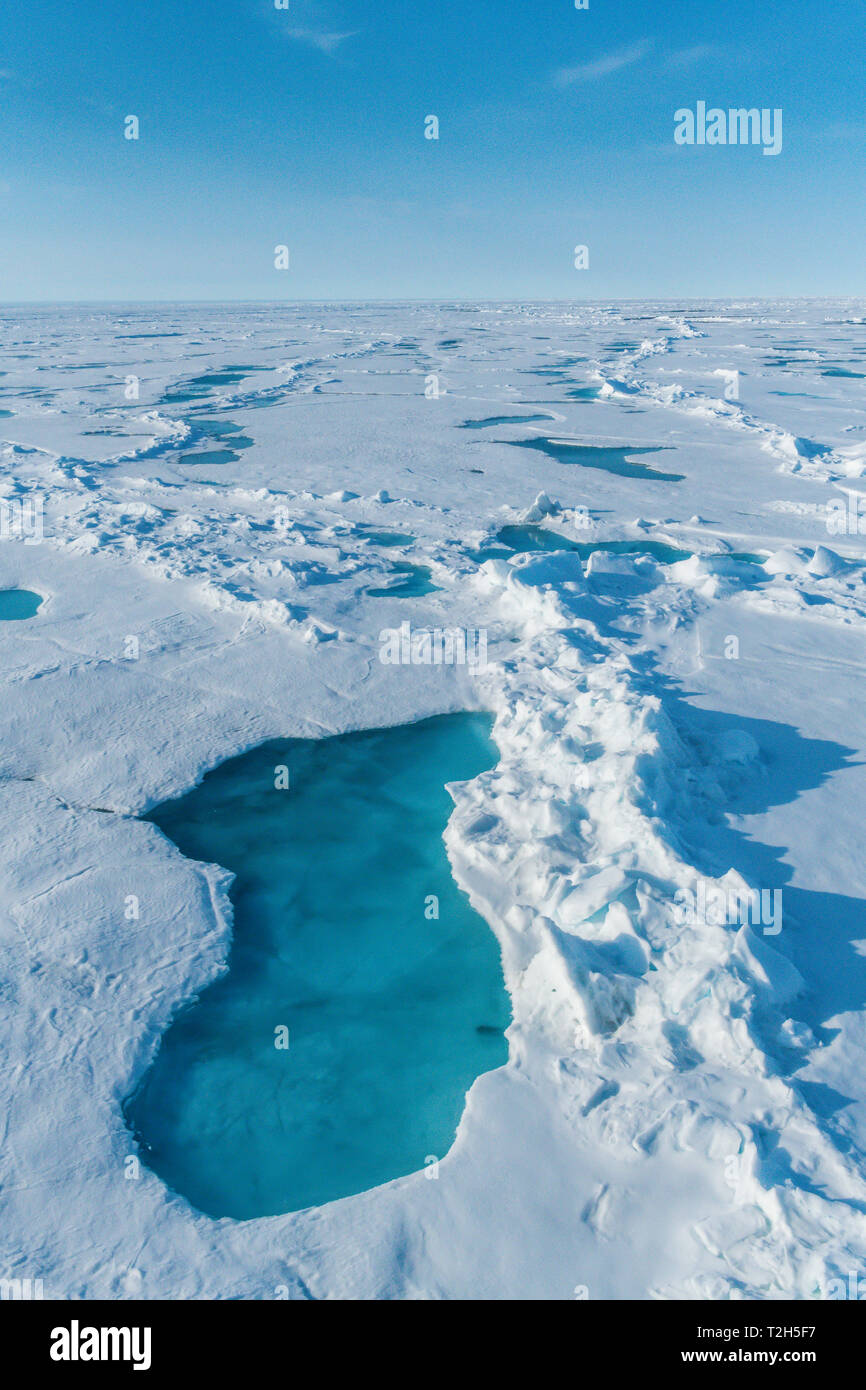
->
(126, 713), (510, 1219)
(0, 589), (43, 620)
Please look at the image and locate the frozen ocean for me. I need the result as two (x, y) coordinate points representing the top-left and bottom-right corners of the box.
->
(2, 299), (866, 1300)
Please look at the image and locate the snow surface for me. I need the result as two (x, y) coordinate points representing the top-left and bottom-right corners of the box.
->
(2, 299), (866, 1299)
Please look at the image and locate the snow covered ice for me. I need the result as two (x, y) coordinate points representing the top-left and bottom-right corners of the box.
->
(2, 299), (866, 1299)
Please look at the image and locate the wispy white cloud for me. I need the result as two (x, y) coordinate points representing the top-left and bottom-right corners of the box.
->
(664, 44), (719, 70)
(554, 39), (652, 87)
(286, 28), (357, 55)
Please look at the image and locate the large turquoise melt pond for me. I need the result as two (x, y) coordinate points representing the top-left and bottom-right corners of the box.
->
(126, 713), (510, 1220)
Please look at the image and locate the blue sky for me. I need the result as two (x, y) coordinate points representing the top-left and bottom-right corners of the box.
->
(1, 0), (863, 300)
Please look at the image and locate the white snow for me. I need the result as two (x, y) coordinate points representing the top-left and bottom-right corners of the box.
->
(2, 299), (866, 1300)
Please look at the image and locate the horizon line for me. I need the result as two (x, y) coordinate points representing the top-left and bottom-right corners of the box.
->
(1, 295), (865, 308)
